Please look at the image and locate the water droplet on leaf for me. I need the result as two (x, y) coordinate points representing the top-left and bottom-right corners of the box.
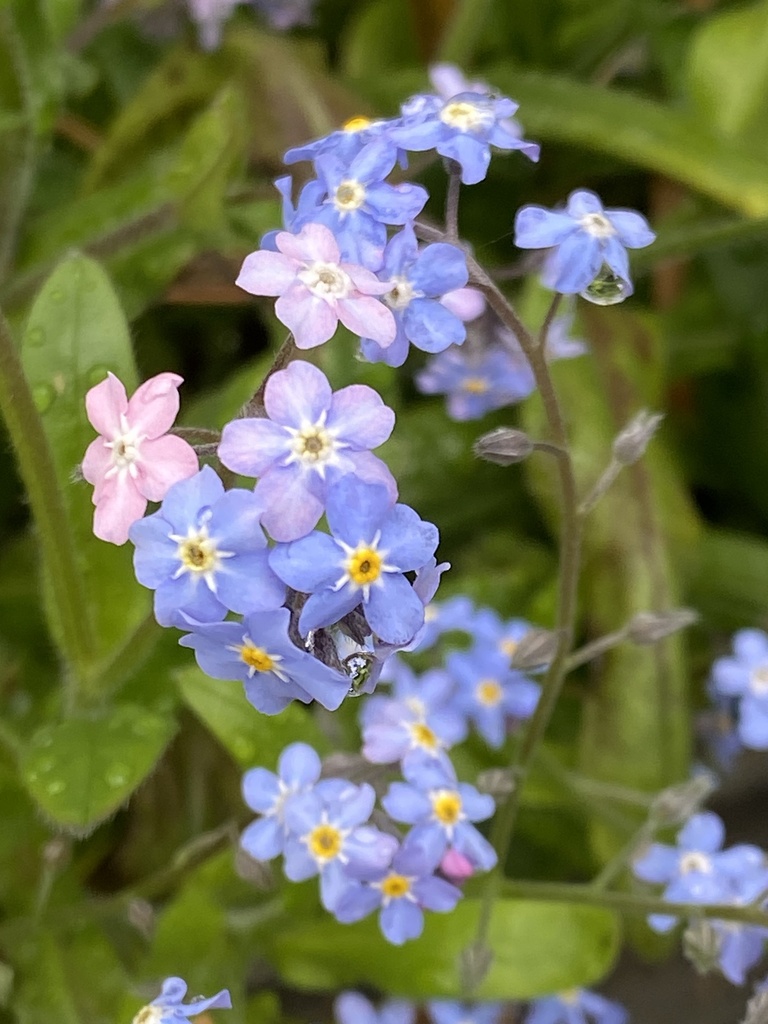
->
(579, 264), (629, 306)
(32, 385), (55, 413)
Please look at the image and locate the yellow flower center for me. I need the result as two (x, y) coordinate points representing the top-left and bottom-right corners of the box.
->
(308, 824), (343, 861)
(462, 376), (489, 394)
(380, 873), (411, 899)
(334, 179), (366, 212)
(178, 534), (217, 572)
(343, 115), (372, 132)
(346, 546), (382, 586)
(238, 642), (275, 673)
(500, 638), (519, 658)
(476, 679), (503, 706)
(432, 789), (462, 825)
(439, 99), (488, 132)
(410, 722), (438, 750)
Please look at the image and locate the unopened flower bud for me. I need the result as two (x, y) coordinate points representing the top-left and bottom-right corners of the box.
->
(460, 941), (493, 992)
(235, 847), (275, 889)
(650, 772), (717, 827)
(476, 767), (516, 797)
(473, 427), (534, 466)
(510, 627), (562, 670)
(440, 848), (475, 883)
(628, 608), (699, 645)
(612, 410), (664, 465)
(127, 898), (155, 938)
(683, 918), (722, 976)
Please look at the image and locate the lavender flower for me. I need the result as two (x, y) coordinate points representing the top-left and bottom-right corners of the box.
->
(132, 977), (231, 1023)
(447, 647), (540, 748)
(525, 990), (627, 1024)
(334, 992), (416, 1024)
(711, 629), (768, 749)
(416, 345), (535, 421)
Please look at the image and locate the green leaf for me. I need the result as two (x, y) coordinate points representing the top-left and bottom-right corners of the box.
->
(685, 528), (768, 630)
(686, 0), (768, 148)
(269, 898), (619, 998)
(20, 702), (176, 833)
(20, 253), (150, 682)
(341, 0), (419, 81)
(177, 665), (330, 768)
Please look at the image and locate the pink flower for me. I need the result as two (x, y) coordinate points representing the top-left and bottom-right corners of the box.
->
(82, 372), (199, 545)
(235, 222), (398, 350)
(439, 848), (475, 883)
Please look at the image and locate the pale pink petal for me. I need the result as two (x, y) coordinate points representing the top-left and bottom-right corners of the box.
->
(275, 283), (338, 349)
(343, 263), (392, 295)
(237, 250), (298, 296)
(93, 475), (147, 545)
(337, 296), (396, 346)
(440, 848), (474, 882)
(85, 372), (127, 437)
(276, 223), (340, 264)
(441, 286), (486, 321)
(126, 372), (183, 439)
(82, 437), (113, 492)
(136, 434), (199, 501)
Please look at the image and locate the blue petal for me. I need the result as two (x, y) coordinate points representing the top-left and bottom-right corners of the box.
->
(381, 782), (431, 823)
(411, 242), (468, 295)
(544, 232), (603, 294)
(403, 299), (465, 353)
(240, 817), (283, 860)
(326, 476), (390, 545)
(159, 465), (224, 531)
(299, 584), (360, 635)
(242, 767), (280, 813)
(269, 533), (342, 591)
(514, 206), (578, 249)
(436, 134), (490, 185)
(366, 574), (426, 645)
(278, 742), (322, 787)
(378, 504), (439, 570)
(607, 209), (655, 248)
(380, 898), (423, 944)
(678, 811), (725, 853)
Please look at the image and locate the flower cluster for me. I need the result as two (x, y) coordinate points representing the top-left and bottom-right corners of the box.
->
(332, 989), (628, 1024)
(632, 811), (768, 984)
(240, 741), (467, 944)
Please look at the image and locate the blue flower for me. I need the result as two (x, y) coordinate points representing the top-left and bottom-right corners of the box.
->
(514, 189), (655, 297)
(130, 465), (285, 627)
(282, 779), (398, 912)
(414, 594), (480, 651)
(359, 226), (469, 367)
(261, 175), (325, 250)
(179, 608), (350, 713)
(416, 344), (535, 421)
(710, 629), (768, 749)
(632, 811), (766, 932)
(334, 992), (416, 1024)
(360, 665), (467, 766)
(284, 116), (400, 169)
(391, 90), (539, 185)
(311, 139), (429, 267)
(269, 476), (439, 646)
(133, 976), (231, 1023)
(472, 609), (536, 666)
(333, 841), (462, 944)
(446, 648), (539, 748)
(525, 989), (627, 1024)
(712, 867), (768, 984)
(240, 742), (322, 860)
(218, 360), (396, 542)
(428, 1001), (504, 1024)
(382, 751), (497, 871)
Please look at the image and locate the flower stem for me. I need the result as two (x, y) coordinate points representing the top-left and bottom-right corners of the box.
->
(445, 165), (462, 242)
(241, 332), (297, 418)
(464, 281), (583, 984)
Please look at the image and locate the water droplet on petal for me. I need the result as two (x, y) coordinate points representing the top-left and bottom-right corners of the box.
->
(106, 764), (129, 788)
(32, 385), (55, 413)
(26, 326), (45, 347)
(579, 264), (629, 306)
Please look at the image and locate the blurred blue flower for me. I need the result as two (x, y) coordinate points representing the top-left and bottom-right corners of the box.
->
(525, 989), (627, 1024)
(415, 345), (534, 421)
(334, 992), (415, 1024)
(447, 647), (539, 748)
(710, 629), (768, 749)
(427, 1001), (504, 1024)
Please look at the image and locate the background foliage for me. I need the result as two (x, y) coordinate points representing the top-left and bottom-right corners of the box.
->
(2, 0), (768, 1020)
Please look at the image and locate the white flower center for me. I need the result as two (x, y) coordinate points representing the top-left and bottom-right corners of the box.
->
(679, 851), (712, 875)
(333, 178), (366, 212)
(285, 413), (344, 476)
(384, 275), (419, 311)
(750, 666), (768, 696)
(299, 261), (352, 300)
(439, 99), (493, 132)
(104, 414), (144, 479)
(169, 519), (234, 593)
(579, 212), (615, 239)
(132, 1007), (163, 1024)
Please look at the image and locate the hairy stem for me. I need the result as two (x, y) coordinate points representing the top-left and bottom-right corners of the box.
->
(241, 333), (297, 418)
(445, 165), (462, 242)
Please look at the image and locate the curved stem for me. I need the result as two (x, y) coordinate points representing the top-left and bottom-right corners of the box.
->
(445, 166), (461, 242)
(466, 279), (583, 981)
(240, 333), (297, 418)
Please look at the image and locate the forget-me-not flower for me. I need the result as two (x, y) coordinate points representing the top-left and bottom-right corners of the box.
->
(334, 993), (415, 1024)
(525, 989), (627, 1024)
(447, 647), (540, 748)
(179, 608), (350, 713)
(131, 976), (231, 1023)
(269, 476), (439, 646)
(514, 189), (654, 297)
(219, 360), (396, 541)
(710, 628), (768, 749)
(130, 465), (285, 627)
(416, 344), (535, 421)
(428, 1001), (504, 1024)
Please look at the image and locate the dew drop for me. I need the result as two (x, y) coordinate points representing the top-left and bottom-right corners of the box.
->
(106, 763), (129, 788)
(46, 780), (65, 795)
(579, 264), (629, 306)
(32, 384), (55, 413)
(26, 326), (45, 348)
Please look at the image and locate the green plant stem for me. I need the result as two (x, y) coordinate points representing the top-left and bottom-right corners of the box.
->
(0, 307), (95, 681)
(501, 879), (768, 927)
(565, 626), (629, 672)
(590, 820), (655, 891)
(241, 333), (297, 417)
(445, 166), (461, 242)
(466, 276), (583, 978)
